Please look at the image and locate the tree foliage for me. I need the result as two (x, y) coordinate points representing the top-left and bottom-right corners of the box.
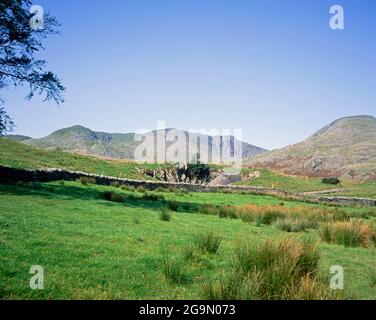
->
(0, 0), (65, 135)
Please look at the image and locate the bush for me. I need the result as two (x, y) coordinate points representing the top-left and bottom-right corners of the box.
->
(58, 180), (65, 186)
(187, 162), (211, 182)
(167, 201), (179, 211)
(193, 232), (222, 254)
(101, 191), (125, 203)
(159, 208), (172, 222)
(320, 221), (376, 247)
(78, 176), (96, 185)
(204, 239), (338, 300)
(161, 257), (184, 284)
(322, 178), (341, 185)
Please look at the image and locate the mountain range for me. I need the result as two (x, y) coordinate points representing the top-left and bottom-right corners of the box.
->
(6, 115), (376, 180)
(6, 125), (267, 162)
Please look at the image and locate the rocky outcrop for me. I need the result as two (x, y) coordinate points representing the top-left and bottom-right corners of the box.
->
(209, 173), (242, 186)
(138, 164), (221, 184)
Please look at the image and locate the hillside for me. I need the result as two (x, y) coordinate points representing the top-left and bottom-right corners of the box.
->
(0, 137), (159, 180)
(247, 115), (376, 180)
(17, 125), (267, 161)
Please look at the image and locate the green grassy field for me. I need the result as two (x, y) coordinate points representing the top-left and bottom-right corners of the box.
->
(1, 181), (375, 299)
(238, 168), (376, 198)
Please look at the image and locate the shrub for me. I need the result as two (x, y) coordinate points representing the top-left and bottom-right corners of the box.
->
(161, 257), (184, 284)
(101, 191), (125, 203)
(159, 208), (172, 222)
(187, 162), (211, 182)
(167, 201), (179, 211)
(193, 232), (222, 254)
(322, 178), (341, 185)
(78, 176), (96, 185)
(58, 180), (65, 186)
(320, 221), (376, 247)
(204, 239), (337, 300)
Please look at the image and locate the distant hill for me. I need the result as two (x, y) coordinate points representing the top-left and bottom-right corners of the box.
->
(247, 115), (376, 180)
(4, 135), (32, 142)
(22, 125), (267, 162)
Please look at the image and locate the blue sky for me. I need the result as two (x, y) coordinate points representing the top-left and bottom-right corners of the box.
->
(4, 0), (376, 149)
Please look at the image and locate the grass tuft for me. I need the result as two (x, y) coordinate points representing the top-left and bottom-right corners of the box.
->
(159, 208), (172, 222)
(193, 232), (222, 255)
(320, 221), (376, 247)
(205, 239), (337, 300)
(161, 256), (185, 284)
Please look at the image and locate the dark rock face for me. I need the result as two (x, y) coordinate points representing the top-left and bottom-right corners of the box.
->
(138, 164), (219, 184)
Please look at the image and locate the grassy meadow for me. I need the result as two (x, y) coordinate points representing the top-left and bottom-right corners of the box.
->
(0, 180), (376, 299)
(1, 138), (376, 299)
(238, 168), (376, 198)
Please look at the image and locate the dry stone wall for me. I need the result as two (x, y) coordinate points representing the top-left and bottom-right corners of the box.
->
(0, 166), (375, 207)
